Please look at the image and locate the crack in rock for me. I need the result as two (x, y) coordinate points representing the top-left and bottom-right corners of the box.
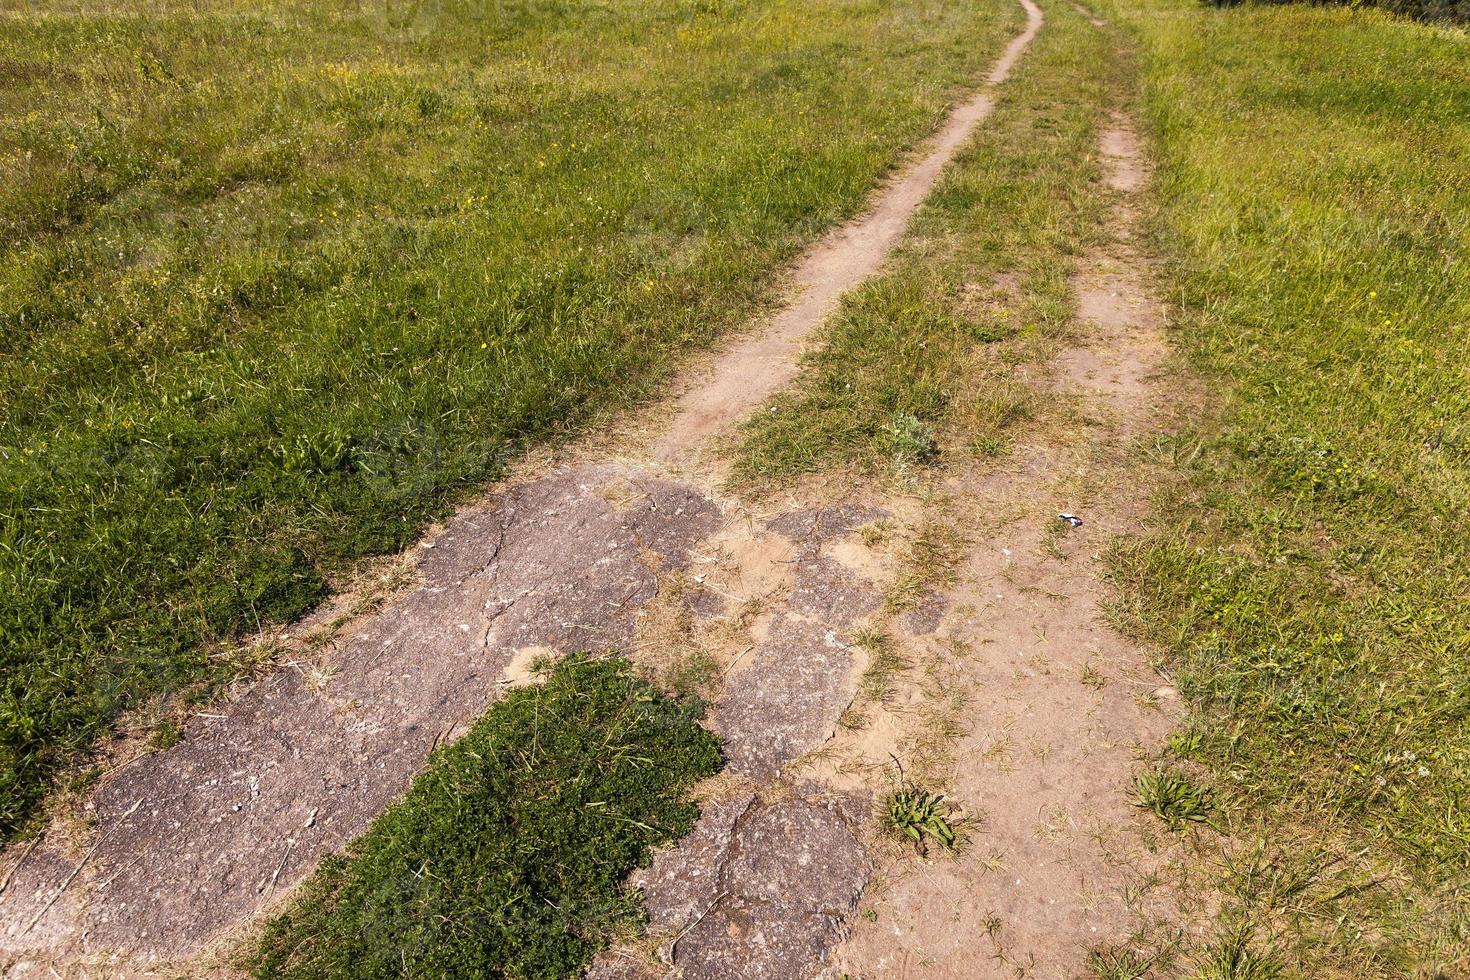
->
(651, 796), (871, 980)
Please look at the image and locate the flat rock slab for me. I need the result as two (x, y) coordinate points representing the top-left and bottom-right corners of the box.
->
(786, 555), (882, 627)
(2, 484), (894, 976)
(0, 465), (718, 962)
(715, 614), (858, 780)
(640, 795), (870, 980)
(637, 794), (757, 934)
(714, 529), (880, 779)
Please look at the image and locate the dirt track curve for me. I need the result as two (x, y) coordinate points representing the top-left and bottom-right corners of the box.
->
(0, 2), (1192, 975)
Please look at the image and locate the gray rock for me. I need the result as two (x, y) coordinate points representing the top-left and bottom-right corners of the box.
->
(767, 504), (888, 548)
(1, 465), (721, 959)
(716, 615), (857, 779)
(787, 555), (881, 628)
(667, 797), (870, 980)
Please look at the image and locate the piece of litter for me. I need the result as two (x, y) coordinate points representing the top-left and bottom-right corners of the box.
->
(1058, 513), (1083, 528)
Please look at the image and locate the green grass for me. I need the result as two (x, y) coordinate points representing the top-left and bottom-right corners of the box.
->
(251, 655), (721, 979)
(1087, 944), (1153, 980)
(1188, 925), (1284, 980)
(727, 0), (1121, 487)
(1099, 0), (1470, 971)
(0, 0), (1020, 836)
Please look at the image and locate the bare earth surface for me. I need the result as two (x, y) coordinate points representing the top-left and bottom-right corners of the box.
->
(825, 116), (1192, 979)
(0, 3), (1199, 977)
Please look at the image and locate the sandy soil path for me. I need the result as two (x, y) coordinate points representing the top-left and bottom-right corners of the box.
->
(592, 98), (1194, 980)
(0, 4), (1048, 977)
(824, 112), (1191, 980)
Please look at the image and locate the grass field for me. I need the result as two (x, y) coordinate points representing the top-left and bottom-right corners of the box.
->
(8, 0), (1470, 970)
(0, 0), (1020, 836)
(1097, 0), (1470, 972)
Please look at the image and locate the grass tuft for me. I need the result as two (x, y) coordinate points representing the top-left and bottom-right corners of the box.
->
(885, 409), (940, 466)
(1088, 944), (1154, 980)
(1188, 925), (1284, 980)
(1130, 769), (1214, 831)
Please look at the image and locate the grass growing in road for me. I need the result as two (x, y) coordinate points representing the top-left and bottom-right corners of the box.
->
(0, 0), (1019, 836)
(251, 656), (721, 979)
(729, 1), (1123, 486)
(1099, 0), (1470, 971)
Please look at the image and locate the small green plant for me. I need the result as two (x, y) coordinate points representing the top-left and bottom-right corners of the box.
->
(859, 519), (894, 548)
(883, 757), (961, 855)
(149, 718), (184, 751)
(1167, 726), (1205, 760)
(971, 434), (1011, 458)
(886, 410), (939, 464)
(1089, 944), (1153, 980)
(1131, 769), (1214, 830)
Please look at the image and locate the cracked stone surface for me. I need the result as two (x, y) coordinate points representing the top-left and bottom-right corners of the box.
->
(715, 614), (860, 780)
(637, 794), (756, 933)
(661, 796), (871, 980)
(786, 555), (882, 626)
(0, 464), (719, 961)
(600, 503), (892, 978)
(767, 504), (888, 548)
(714, 535), (880, 780)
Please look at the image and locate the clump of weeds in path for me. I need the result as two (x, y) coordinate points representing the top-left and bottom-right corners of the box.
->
(882, 756), (963, 856)
(1087, 944), (1154, 980)
(885, 409), (940, 466)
